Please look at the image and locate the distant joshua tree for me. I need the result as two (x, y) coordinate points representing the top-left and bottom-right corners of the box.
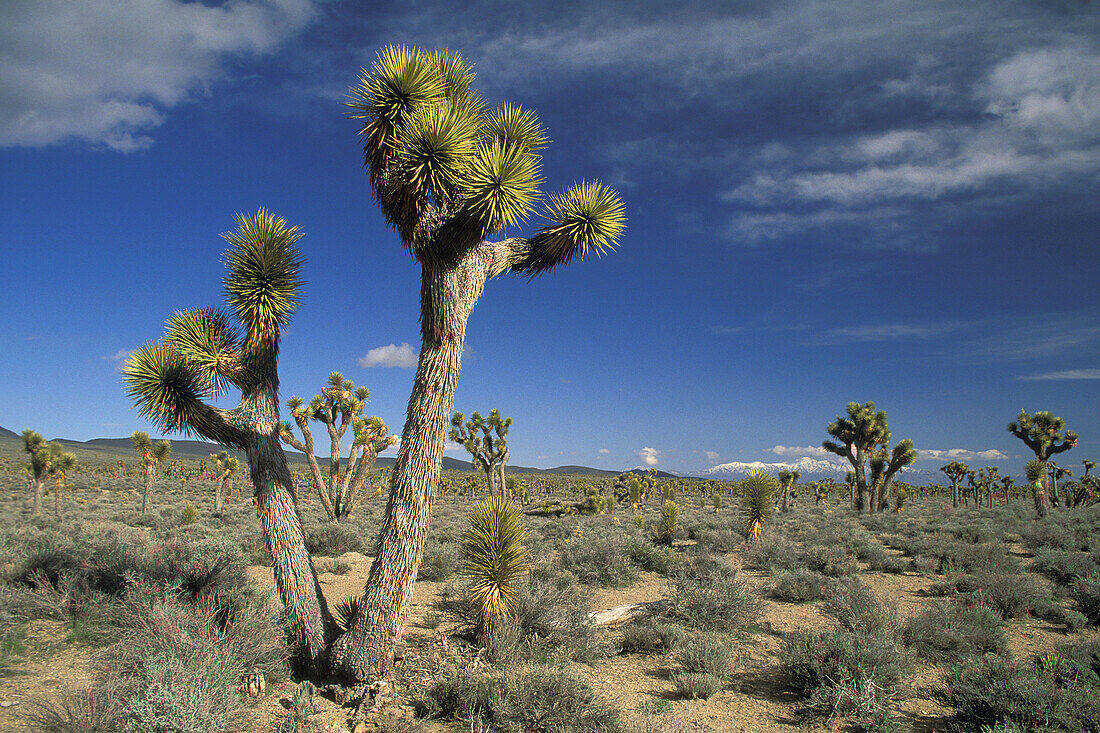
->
(777, 469), (799, 513)
(939, 461), (972, 509)
(279, 373), (397, 522)
(450, 410), (511, 496)
(131, 431), (171, 515)
(209, 450), (240, 515)
(46, 444), (77, 516)
(1047, 462), (1072, 508)
(823, 402), (913, 512)
(21, 429), (50, 516)
(1008, 410), (1077, 519)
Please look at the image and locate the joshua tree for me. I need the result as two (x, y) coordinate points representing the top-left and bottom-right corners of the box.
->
(46, 444), (77, 516)
(777, 469), (799, 513)
(1000, 475), (1015, 504)
(1008, 410), (1077, 519)
(741, 470), (776, 540)
(870, 439), (917, 512)
(329, 46), (624, 682)
(940, 461), (972, 509)
(450, 410), (511, 496)
(210, 451), (240, 515)
(1076, 460), (1099, 507)
(460, 496), (527, 637)
(279, 373), (397, 522)
(131, 431), (171, 515)
(823, 402), (890, 512)
(122, 210), (334, 672)
(21, 429), (50, 516)
(1026, 459), (1049, 518)
(978, 466), (1001, 508)
(657, 499), (679, 545)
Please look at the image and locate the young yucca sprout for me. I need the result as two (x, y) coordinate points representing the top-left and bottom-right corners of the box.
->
(741, 470), (776, 540)
(461, 495), (528, 636)
(658, 499), (679, 546)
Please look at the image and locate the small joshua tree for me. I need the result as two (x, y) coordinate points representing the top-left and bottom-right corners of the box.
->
(869, 439), (916, 512)
(1048, 463), (1072, 508)
(777, 469), (799, 513)
(940, 461), (972, 509)
(1008, 410), (1078, 519)
(279, 373), (397, 522)
(46, 444), (77, 517)
(450, 410), (511, 496)
(21, 429), (50, 516)
(741, 470), (776, 540)
(461, 496), (527, 637)
(657, 499), (679, 546)
(131, 431), (171, 515)
(210, 451), (240, 515)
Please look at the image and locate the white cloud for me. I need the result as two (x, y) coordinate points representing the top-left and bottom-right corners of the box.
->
(102, 348), (131, 363)
(638, 447), (660, 467)
(0, 0), (316, 151)
(358, 342), (418, 368)
(769, 445), (832, 459)
(444, 440), (465, 452)
(598, 448), (610, 454)
(704, 450), (720, 464)
(1019, 368), (1100, 381)
(918, 448), (1010, 462)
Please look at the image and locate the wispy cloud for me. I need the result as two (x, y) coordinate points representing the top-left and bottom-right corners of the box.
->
(813, 321), (964, 345)
(102, 348), (132, 372)
(598, 448), (610, 455)
(358, 342), (417, 368)
(638, 447), (660, 467)
(1019, 368), (1100, 381)
(704, 450), (720, 465)
(0, 0), (317, 151)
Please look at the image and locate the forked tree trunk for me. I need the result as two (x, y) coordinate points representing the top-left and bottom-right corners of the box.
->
(32, 477), (43, 516)
(328, 257), (483, 682)
(142, 463), (154, 515)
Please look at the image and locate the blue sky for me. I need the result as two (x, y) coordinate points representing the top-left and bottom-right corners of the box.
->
(2, 0), (1098, 477)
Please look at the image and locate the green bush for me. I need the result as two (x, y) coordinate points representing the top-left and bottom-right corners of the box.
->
(664, 554), (762, 631)
(625, 536), (676, 575)
(805, 545), (859, 577)
(742, 535), (801, 572)
(619, 621), (683, 654)
(304, 523), (364, 556)
(181, 502), (198, 526)
(417, 536), (459, 581)
(769, 569), (832, 603)
(558, 528), (638, 587)
(902, 602), (1006, 661)
(939, 653), (1100, 733)
(1033, 549), (1100, 587)
(1069, 574), (1100, 625)
(824, 578), (897, 635)
(675, 632), (738, 677)
(671, 671), (722, 700)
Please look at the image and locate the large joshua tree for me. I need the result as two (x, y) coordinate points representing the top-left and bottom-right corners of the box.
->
(450, 409), (511, 496)
(131, 431), (171, 515)
(122, 210), (335, 672)
(21, 429), (50, 516)
(940, 460), (972, 509)
(1008, 410), (1078, 519)
(278, 373), (397, 522)
(822, 402), (890, 512)
(777, 469), (799, 513)
(869, 439), (916, 513)
(328, 46), (625, 682)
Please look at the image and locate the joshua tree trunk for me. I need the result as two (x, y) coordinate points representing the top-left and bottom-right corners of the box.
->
(32, 478), (43, 516)
(142, 463), (154, 515)
(54, 477), (62, 516)
(329, 256), (483, 682)
(853, 448), (870, 512)
(214, 474), (225, 515)
(1031, 476), (1048, 519)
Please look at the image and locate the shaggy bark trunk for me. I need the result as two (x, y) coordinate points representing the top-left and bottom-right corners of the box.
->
(54, 477), (62, 516)
(951, 482), (959, 508)
(142, 463), (154, 515)
(32, 477), (43, 516)
(1032, 476), (1048, 519)
(328, 257), (483, 682)
(1049, 474), (1061, 508)
(214, 474), (225, 515)
(780, 483), (789, 513)
(853, 448), (869, 512)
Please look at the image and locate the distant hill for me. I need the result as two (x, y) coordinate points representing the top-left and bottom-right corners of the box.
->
(0, 426), (18, 440)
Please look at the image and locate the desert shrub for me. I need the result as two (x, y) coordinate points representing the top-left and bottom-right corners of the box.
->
(805, 545), (859, 577)
(620, 621), (684, 654)
(675, 632), (738, 677)
(417, 536), (459, 581)
(779, 629), (906, 720)
(1069, 574), (1100, 625)
(940, 653), (1100, 733)
(964, 573), (1051, 620)
(824, 577), (897, 635)
(1057, 637), (1100, 678)
(685, 521), (743, 554)
(625, 536), (677, 575)
(1035, 603), (1089, 632)
(742, 535), (801, 572)
(671, 672), (722, 700)
(314, 558), (350, 576)
(22, 687), (122, 733)
(902, 602), (1006, 661)
(558, 528), (638, 587)
(1021, 522), (1079, 553)
(769, 569), (832, 603)
(1034, 549), (1100, 588)
(304, 523), (363, 556)
(425, 664), (619, 733)
(181, 502), (198, 525)
(664, 554), (762, 631)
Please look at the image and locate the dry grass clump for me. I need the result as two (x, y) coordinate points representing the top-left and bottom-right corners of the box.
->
(664, 553), (762, 631)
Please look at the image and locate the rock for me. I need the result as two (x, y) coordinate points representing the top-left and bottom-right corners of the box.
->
(240, 668), (266, 698)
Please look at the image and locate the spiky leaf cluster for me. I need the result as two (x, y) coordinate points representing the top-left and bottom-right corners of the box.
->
(460, 496), (528, 634)
(347, 45), (624, 262)
(123, 210), (304, 439)
(822, 402), (890, 459)
(131, 431), (171, 464)
(21, 429), (50, 480)
(741, 470), (776, 540)
(1008, 410), (1078, 462)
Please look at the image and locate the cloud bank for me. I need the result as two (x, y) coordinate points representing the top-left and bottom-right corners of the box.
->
(358, 342), (418, 369)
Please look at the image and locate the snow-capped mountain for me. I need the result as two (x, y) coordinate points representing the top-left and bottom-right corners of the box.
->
(701, 457), (847, 479)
